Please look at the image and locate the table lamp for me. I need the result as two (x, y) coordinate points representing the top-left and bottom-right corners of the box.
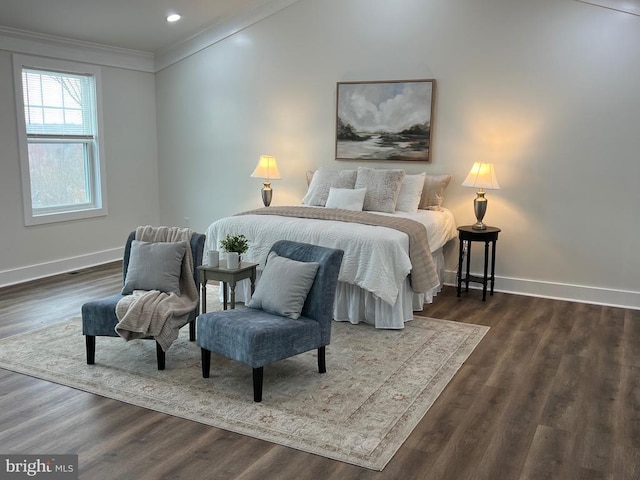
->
(461, 162), (500, 230)
(250, 155), (281, 207)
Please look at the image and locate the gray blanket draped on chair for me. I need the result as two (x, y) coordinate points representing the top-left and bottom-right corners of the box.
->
(115, 225), (199, 351)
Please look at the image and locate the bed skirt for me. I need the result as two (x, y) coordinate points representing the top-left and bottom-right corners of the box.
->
(333, 247), (445, 329)
(223, 248), (445, 330)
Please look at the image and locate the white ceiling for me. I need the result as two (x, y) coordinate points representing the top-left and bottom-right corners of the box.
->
(0, 0), (283, 53)
(1, 0), (637, 58)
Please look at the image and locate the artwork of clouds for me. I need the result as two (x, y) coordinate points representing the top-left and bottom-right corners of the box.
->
(336, 80), (435, 162)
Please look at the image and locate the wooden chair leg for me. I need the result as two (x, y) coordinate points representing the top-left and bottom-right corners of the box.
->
(318, 346), (326, 373)
(201, 348), (211, 378)
(85, 335), (95, 365)
(156, 341), (165, 370)
(253, 367), (263, 402)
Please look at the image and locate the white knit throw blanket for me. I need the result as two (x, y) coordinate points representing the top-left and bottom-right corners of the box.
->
(115, 226), (198, 352)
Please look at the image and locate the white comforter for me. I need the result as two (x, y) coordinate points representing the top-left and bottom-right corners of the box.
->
(204, 208), (457, 306)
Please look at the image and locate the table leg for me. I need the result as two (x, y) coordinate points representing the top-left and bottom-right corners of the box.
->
(230, 281), (236, 309)
(201, 279), (207, 314)
(465, 241), (471, 292)
(482, 240), (489, 301)
(222, 282), (228, 310)
(457, 236), (464, 297)
(250, 272), (256, 297)
(491, 239), (497, 295)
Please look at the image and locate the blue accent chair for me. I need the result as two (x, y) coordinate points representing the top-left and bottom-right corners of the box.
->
(81, 231), (205, 370)
(197, 240), (344, 402)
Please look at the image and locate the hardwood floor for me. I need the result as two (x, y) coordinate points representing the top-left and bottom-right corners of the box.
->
(1, 263), (638, 479)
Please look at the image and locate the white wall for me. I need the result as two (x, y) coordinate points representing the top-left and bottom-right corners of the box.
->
(0, 50), (160, 285)
(156, 0), (640, 308)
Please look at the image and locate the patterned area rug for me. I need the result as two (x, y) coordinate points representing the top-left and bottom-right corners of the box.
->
(0, 287), (488, 471)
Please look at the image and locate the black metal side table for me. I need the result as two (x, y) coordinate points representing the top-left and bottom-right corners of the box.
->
(457, 225), (501, 301)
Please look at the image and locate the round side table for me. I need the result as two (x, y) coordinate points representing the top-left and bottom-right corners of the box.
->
(456, 225), (501, 301)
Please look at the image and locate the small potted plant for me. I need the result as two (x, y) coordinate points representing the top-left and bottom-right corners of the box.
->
(219, 233), (249, 269)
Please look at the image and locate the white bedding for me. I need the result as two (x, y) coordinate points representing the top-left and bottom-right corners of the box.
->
(204, 208), (457, 327)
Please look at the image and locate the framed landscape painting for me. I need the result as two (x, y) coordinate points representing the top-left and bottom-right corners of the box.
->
(336, 79), (436, 162)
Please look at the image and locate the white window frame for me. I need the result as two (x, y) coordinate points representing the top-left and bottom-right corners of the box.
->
(13, 54), (108, 226)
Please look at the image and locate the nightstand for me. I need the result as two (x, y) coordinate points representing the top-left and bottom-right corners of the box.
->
(197, 262), (258, 312)
(456, 225), (501, 301)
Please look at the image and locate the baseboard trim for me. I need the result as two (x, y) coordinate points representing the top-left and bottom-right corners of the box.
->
(443, 270), (640, 311)
(2, 261), (638, 310)
(0, 248), (122, 288)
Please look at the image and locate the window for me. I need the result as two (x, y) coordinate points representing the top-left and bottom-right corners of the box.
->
(13, 55), (107, 225)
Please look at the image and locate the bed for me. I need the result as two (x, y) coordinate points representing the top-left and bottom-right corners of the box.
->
(204, 167), (457, 329)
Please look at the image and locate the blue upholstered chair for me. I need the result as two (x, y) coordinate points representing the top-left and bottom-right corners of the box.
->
(197, 240), (344, 402)
(81, 230), (205, 370)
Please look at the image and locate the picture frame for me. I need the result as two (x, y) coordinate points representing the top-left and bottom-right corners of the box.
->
(335, 79), (436, 162)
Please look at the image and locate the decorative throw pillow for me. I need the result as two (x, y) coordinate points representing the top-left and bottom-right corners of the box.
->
(247, 252), (320, 320)
(325, 187), (367, 211)
(122, 240), (186, 295)
(419, 174), (452, 211)
(306, 170), (315, 187)
(395, 172), (426, 213)
(354, 167), (405, 213)
(301, 168), (357, 206)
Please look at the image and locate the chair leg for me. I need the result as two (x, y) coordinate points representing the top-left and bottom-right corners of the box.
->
(189, 319), (196, 342)
(156, 341), (165, 370)
(318, 346), (326, 373)
(85, 335), (95, 365)
(201, 348), (211, 378)
(253, 367), (263, 402)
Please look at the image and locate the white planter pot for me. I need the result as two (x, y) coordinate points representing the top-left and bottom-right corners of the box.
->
(226, 252), (240, 269)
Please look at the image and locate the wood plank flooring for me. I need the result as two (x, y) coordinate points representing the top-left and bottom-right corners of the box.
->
(1, 263), (638, 479)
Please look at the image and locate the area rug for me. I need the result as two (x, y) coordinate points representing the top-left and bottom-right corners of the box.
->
(0, 287), (488, 471)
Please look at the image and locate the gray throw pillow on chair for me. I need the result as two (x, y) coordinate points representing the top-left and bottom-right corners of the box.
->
(122, 240), (186, 295)
(247, 252), (320, 320)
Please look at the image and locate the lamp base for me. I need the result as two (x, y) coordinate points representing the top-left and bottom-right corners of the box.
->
(472, 191), (488, 230)
(261, 182), (273, 207)
(472, 221), (487, 230)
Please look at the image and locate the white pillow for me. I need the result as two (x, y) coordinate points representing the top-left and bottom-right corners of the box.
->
(325, 187), (366, 211)
(247, 252), (319, 320)
(395, 173), (426, 213)
(302, 168), (357, 206)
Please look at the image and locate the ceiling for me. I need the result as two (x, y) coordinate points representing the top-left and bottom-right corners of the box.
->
(0, 0), (283, 53)
(0, 0), (638, 57)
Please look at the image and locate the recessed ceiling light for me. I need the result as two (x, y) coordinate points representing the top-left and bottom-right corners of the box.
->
(166, 13), (181, 22)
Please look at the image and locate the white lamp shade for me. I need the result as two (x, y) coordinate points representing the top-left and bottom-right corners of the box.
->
(461, 162), (500, 190)
(250, 155), (281, 180)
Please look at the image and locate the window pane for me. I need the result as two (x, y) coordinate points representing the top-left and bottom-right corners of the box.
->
(28, 143), (90, 209)
(22, 69), (92, 136)
(26, 106), (44, 125)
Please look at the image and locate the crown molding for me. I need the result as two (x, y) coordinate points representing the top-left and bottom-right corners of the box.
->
(573, 0), (640, 16)
(0, 25), (155, 72)
(154, 0), (300, 72)
(0, 0), (299, 73)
